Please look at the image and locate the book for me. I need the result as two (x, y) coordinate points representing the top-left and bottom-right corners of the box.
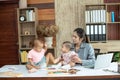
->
(111, 11), (115, 22)
(29, 10), (33, 21)
(26, 10), (29, 21)
(107, 12), (111, 22)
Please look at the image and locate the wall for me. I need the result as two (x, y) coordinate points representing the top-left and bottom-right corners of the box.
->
(28, 0), (120, 56)
(55, 0), (104, 56)
(55, 0), (120, 56)
(0, 0), (19, 67)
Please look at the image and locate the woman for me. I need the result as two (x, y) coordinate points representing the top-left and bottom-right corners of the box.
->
(71, 28), (95, 67)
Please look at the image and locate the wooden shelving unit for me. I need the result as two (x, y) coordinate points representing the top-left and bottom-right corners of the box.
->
(106, 3), (120, 40)
(85, 3), (120, 43)
(17, 7), (38, 64)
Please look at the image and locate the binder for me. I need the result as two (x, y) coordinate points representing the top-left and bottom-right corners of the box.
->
(93, 10), (96, 23)
(86, 25), (90, 34)
(88, 11), (90, 23)
(98, 25), (102, 41)
(90, 10), (93, 23)
(100, 10), (106, 23)
(93, 25), (95, 41)
(97, 10), (101, 23)
(86, 25), (90, 39)
(102, 25), (106, 41)
(85, 11), (88, 23)
(90, 25), (94, 41)
(95, 25), (98, 41)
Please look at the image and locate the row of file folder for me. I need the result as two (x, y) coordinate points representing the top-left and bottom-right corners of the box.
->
(85, 9), (106, 23)
(86, 25), (106, 41)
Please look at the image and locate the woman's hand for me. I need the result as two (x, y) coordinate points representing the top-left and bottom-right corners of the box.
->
(71, 55), (82, 64)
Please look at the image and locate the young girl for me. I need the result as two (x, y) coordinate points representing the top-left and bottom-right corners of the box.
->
(26, 38), (47, 73)
(46, 41), (78, 67)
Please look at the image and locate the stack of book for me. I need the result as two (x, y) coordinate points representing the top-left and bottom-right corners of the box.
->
(26, 10), (35, 21)
(107, 11), (115, 22)
(20, 51), (28, 63)
(85, 9), (106, 23)
(86, 25), (106, 41)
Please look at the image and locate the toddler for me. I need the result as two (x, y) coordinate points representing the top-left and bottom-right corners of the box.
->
(26, 38), (47, 73)
(47, 41), (78, 67)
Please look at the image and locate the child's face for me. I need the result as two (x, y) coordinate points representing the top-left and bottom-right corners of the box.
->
(34, 40), (44, 49)
(61, 44), (69, 53)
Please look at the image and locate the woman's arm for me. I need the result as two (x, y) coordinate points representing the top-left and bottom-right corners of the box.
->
(72, 45), (95, 67)
(81, 47), (95, 67)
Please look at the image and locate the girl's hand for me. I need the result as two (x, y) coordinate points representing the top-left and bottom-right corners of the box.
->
(71, 55), (82, 64)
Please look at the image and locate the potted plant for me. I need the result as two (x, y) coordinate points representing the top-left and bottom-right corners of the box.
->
(37, 24), (59, 48)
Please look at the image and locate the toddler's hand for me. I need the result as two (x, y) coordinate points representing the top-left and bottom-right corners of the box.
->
(44, 43), (47, 47)
(35, 66), (40, 69)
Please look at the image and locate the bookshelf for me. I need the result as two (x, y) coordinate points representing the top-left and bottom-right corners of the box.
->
(17, 7), (38, 64)
(85, 4), (106, 42)
(85, 3), (120, 42)
(106, 3), (120, 40)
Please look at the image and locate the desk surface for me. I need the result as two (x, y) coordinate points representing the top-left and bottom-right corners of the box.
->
(0, 62), (120, 80)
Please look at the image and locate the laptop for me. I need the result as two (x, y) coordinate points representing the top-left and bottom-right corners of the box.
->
(94, 53), (113, 69)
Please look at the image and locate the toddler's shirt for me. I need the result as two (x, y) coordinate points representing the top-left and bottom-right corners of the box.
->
(61, 51), (78, 65)
(27, 49), (45, 63)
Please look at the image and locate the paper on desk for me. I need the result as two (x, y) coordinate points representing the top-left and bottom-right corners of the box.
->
(51, 63), (62, 69)
(61, 64), (71, 70)
(50, 63), (71, 70)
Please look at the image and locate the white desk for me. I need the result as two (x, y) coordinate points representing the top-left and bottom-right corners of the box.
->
(0, 63), (120, 80)
(0, 62), (119, 78)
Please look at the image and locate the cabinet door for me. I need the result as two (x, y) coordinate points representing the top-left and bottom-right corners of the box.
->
(0, 1), (19, 67)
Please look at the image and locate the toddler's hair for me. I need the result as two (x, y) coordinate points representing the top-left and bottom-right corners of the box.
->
(63, 41), (72, 50)
(30, 38), (45, 48)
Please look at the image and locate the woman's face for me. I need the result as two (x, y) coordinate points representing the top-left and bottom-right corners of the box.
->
(72, 32), (83, 44)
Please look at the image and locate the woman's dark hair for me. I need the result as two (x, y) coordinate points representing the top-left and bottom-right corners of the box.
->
(74, 28), (90, 43)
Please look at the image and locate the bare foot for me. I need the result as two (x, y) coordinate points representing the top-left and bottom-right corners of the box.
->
(28, 68), (37, 73)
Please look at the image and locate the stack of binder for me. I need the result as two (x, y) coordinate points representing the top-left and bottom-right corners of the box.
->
(86, 25), (106, 41)
(85, 9), (106, 23)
